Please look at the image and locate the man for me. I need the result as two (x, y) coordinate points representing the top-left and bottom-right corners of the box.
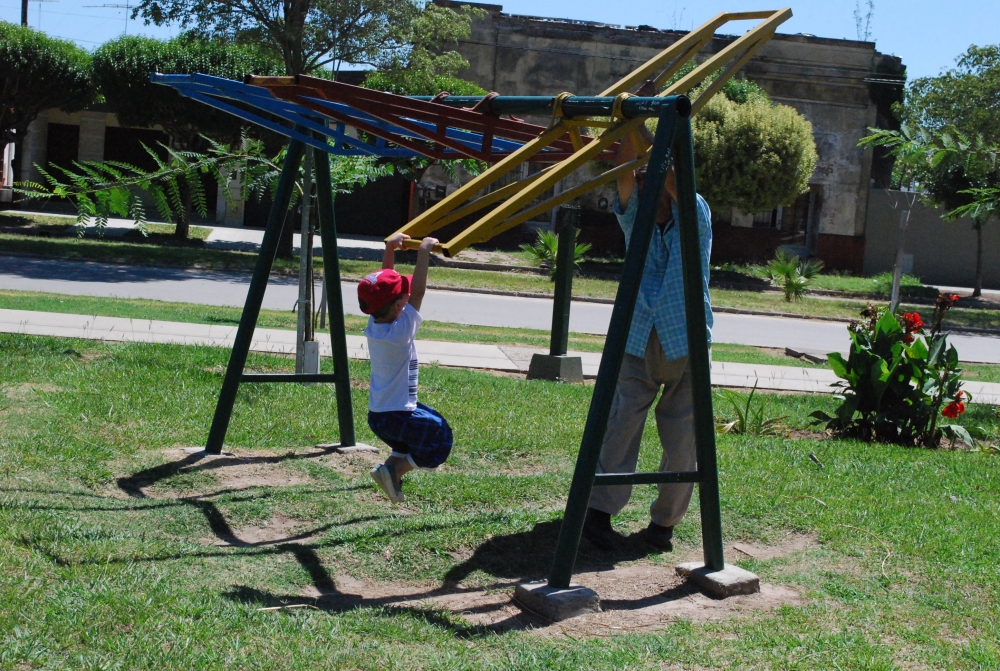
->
(583, 113), (713, 552)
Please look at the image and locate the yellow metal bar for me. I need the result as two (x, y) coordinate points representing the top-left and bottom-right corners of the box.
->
(662, 9), (792, 102)
(440, 120), (639, 255)
(394, 123), (567, 240)
(392, 9), (792, 257)
(398, 167), (557, 249)
(687, 34), (774, 114)
(476, 159), (647, 244)
(599, 13), (730, 96)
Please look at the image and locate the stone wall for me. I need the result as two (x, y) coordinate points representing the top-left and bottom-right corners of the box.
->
(863, 189), (1000, 289)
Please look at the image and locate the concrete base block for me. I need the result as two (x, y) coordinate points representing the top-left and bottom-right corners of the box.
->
(513, 581), (600, 621)
(526, 354), (583, 383)
(675, 562), (760, 598)
(316, 442), (380, 454)
(181, 447), (234, 457)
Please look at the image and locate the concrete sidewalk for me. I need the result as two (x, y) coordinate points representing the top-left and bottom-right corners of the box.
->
(36, 213), (383, 258)
(2, 308), (997, 404)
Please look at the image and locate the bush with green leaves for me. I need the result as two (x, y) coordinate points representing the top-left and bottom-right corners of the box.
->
(767, 248), (823, 301)
(519, 228), (591, 280)
(811, 296), (979, 447)
(636, 68), (818, 215)
(0, 22), (94, 183)
(691, 92), (818, 214)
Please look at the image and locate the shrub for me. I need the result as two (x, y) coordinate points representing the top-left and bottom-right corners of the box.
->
(691, 93), (818, 214)
(811, 295), (973, 446)
(768, 248), (823, 301)
(520, 229), (591, 280)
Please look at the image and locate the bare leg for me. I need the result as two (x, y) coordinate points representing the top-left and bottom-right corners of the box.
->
(385, 455), (414, 489)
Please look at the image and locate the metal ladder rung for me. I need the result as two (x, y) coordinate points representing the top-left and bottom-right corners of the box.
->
(593, 471), (700, 486)
(241, 373), (340, 383)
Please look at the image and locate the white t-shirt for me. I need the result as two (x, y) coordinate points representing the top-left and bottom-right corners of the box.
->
(364, 303), (422, 413)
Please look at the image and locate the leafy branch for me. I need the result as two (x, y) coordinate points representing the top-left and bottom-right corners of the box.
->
(15, 131), (392, 237)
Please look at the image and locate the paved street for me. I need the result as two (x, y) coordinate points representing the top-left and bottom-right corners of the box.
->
(1, 255), (998, 363)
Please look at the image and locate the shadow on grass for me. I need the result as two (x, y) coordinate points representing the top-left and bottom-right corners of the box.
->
(116, 447), (349, 498)
(442, 519), (653, 584)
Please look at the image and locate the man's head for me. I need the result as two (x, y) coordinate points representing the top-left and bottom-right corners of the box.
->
(358, 269), (412, 322)
(635, 165), (677, 224)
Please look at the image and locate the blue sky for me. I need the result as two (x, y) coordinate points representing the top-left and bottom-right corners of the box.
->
(2, 0), (997, 81)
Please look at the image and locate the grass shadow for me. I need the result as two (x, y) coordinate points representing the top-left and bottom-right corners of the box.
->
(442, 519), (653, 584)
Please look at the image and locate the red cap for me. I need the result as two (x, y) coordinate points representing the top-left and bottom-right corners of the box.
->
(357, 269), (411, 314)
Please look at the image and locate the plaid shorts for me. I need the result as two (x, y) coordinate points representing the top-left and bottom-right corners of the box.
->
(367, 402), (453, 469)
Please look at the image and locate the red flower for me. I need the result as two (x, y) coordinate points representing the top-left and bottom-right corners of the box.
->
(903, 333), (914, 344)
(942, 401), (966, 418)
(900, 312), (924, 333)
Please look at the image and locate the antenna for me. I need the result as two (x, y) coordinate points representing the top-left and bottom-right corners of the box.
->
(33, 0), (57, 31)
(83, 1), (132, 35)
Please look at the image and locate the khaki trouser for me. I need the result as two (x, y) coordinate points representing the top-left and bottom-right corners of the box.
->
(588, 328), (697, 528)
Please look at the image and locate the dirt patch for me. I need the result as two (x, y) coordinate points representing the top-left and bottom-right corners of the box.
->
(283, 559), (805, 637)
(730, 533), (818, 561)
(3, 382), (63, 398)
(786, 428), (829, 441)
(204, 512), (315, 547)
(116, 446), (382, 498)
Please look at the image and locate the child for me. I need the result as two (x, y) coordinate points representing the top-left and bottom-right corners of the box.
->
(358, 233), (453, 503)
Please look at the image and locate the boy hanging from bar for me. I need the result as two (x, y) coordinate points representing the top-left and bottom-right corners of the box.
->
(583, 81), (714, 552)
(359, 233), (453, 503)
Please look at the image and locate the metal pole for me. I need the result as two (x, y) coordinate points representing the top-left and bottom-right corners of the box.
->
(21, 0), (27, 25)
(313, 147), (356, 447)
(549, 206), (578, 357)
(295, 150), (314, 373)
(889, 204), (911, 313)
(548, 100), (684, 589)
(674, 118), (725, 571)
(205, 139), (306, 454)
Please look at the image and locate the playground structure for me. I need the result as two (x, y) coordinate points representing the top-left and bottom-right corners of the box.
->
(154, 8), (791, 616)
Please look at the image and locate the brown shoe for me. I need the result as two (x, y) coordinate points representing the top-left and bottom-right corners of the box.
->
(640, 522), (674, 551)
(581, 508), (624, 550)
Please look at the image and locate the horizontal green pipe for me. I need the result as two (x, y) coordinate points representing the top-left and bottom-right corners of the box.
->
(410, 95), (691, 119)
(593, 471), (701, 486)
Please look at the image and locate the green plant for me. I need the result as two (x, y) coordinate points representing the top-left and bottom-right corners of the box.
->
(16, 132), (391, 238)
(519, 229), (591, 280)
(0, 22), (94, 185)
(715, 383), (788, 436)
(811, 296), (971, 446)
(768, 248), (823, 301)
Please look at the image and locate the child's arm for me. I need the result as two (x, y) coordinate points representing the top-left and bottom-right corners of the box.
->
(383, 232), (409, 270)
(407, 237), (438, 312)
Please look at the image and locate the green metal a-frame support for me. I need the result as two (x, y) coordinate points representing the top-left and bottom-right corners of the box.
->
(548, 98), (724, 588)
(204, 136), (356, 454)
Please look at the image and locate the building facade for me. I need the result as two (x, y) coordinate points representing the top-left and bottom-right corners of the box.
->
(431, 1), (905, 271)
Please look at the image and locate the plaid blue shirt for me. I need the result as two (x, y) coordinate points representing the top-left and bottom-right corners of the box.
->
(615, 186), (713, 360)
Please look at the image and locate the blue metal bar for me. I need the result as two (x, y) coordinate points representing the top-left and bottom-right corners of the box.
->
(152, 74), (535, 159)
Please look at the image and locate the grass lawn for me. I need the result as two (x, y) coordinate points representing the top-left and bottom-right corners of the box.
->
(1, 334), (999, 669)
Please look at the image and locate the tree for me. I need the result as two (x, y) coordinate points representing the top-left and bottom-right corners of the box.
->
(0, 22), (93, 186)
(132, 0), (475, 77)
(92, 35), (283, 237)
(689, 88), (818, 215)
(904, 45), (1000, 146)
